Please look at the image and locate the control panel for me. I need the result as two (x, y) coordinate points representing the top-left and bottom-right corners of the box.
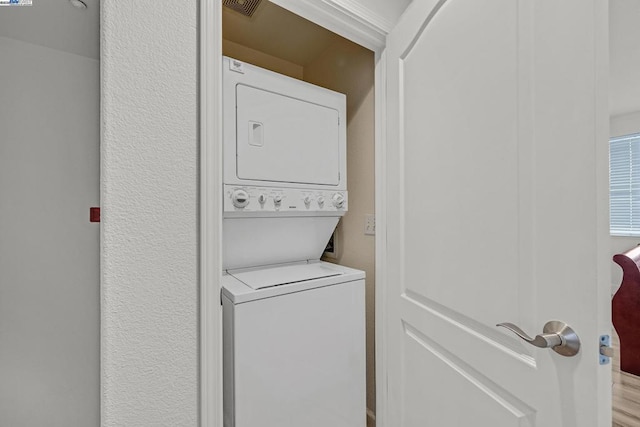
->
(224, 185), (348, 214)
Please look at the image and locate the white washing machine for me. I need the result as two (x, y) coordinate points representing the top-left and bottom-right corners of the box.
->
(222, 262), (365, 427)
(222, 57), (366, 427)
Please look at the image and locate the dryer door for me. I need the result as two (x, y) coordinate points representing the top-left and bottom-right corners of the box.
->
(236, 84), (340, 186)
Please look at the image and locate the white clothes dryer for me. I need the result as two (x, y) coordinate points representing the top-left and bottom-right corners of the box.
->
(222, 56), (348, 270)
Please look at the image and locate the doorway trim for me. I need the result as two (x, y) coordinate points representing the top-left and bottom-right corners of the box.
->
(268, 0), (389, 51)
(200, 1), (223, 426)
(199, 1), (391, 426)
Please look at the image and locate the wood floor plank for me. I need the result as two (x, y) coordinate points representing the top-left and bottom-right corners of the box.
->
(613, 330), (640, 427)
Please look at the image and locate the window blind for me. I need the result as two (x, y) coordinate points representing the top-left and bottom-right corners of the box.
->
(610, 133), (640, 235)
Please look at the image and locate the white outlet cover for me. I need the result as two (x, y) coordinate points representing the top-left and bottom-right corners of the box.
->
(365, 214), (375, 236)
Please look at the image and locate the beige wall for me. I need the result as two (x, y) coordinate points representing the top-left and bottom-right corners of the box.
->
(304, 40), (376, 416)
(610, 111), (640, 291)
(222, 39), (303, 79)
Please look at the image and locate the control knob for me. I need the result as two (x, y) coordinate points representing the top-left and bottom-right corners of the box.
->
(332, 193), (345, 209)
(258, 194), (267, 205)
(317, 196), (325, 208)
(273, 195), (283, 208)
(232, 189), (250, 209)
(303, 195), (312, 207)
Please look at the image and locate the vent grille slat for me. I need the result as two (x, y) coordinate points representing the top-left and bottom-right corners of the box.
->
(223, 0), (262, 17)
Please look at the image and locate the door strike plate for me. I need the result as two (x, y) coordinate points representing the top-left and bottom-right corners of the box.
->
(599, 335), (613, 365)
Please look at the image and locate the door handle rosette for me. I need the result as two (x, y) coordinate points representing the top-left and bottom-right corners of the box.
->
(496, 320), (580, 357)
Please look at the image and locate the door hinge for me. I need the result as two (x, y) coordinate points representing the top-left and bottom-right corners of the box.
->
(599, 335), (613, 365)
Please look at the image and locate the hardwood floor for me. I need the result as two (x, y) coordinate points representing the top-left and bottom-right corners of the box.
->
(613, 330), (640, 427)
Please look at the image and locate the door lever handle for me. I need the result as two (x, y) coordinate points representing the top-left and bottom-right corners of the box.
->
(496, 320), (580, 357)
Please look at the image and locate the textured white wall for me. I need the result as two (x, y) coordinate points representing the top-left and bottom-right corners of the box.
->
(0, 36), (100, 427)
(101, 1), (199, 425)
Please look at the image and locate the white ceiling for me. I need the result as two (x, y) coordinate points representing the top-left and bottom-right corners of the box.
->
(0, 0), (99, 59)
(222, 1), (344, 66)
(4, 0), (629, 116)
(224, 0), (640, 118)
(610, 0), (640, 116)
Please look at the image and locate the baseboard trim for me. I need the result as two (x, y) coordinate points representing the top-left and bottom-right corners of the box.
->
(367, 408), (376, 426)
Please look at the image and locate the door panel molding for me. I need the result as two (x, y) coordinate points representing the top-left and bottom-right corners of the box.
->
(399, 0), (447, 60)
(396, 0), (538, 338)
(403, 324), (536, 423)
(395, 0), (531, 326)
(403, 290), (538, 367)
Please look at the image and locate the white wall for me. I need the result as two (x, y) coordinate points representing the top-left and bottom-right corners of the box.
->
(352, 0), (412, 28)
(610, 110), (640, 137)
(0, 36), (99, 426)
(101, 1), (199, 425)
(323, 0), (411, 32)
(609, 0), (640, 116)
(610, 111), (640, 290)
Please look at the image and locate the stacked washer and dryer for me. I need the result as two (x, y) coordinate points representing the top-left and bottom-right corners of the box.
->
(221, 57), (366, 427)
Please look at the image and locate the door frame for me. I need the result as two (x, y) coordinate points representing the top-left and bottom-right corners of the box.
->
(199, 1), (393, 426)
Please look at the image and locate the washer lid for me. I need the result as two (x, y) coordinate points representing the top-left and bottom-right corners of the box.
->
(228, 262), (341, 290)
(222, 261), (365, 304)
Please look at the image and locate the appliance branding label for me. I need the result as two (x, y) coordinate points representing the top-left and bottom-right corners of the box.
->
(0, 0), (32, 5)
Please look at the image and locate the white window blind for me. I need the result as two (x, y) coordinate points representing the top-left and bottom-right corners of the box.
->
(610, 133), (640, 235)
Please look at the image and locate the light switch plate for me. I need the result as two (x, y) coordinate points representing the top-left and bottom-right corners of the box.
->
(365, 214), (375, 235)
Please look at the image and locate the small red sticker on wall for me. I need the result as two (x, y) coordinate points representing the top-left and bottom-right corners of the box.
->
(90, 207), (100, 223)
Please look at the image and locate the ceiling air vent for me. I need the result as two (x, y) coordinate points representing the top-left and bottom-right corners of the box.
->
(223, 0), (262, 17)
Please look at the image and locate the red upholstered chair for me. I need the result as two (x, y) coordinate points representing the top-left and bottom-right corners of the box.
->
(613, 245), (640, 376)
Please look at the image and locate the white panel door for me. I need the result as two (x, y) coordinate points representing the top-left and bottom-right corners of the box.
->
(383, 0), (610, 426)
